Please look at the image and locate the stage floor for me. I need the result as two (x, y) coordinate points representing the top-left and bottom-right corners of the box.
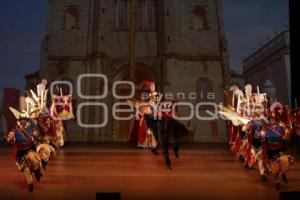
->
(0, 143), (299, 200)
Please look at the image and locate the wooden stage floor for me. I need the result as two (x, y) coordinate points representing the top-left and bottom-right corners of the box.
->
(0, 143), (299, 200)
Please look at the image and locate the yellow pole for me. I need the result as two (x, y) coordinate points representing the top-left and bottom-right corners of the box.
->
(130, 0), (136, 82)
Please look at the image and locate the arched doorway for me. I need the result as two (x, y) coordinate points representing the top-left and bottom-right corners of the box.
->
(113, 63), (157, 141)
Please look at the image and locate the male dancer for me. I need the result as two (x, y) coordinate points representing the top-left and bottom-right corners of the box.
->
(6, 109), (42, 192)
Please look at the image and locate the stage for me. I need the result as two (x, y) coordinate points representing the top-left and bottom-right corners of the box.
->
(0, 143), (299, 200)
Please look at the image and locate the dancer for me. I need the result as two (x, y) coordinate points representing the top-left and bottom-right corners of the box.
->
(128, 81), (158, 150)
(219, 84), (297, 190)
(264, 105), (291, 189)
(6, 108), (42, 192)
(128, 81), (189, 169)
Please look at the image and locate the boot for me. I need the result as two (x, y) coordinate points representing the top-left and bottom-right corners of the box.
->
(33, 170), (42, 181)
(174, 150), (179, 159)
(260, 174), (268, 182)
(41, 160), (48, 170)
(165, 159), (172, 170)
(264, 167), (271, 175)
(275, 182), (281, 190)
(165, 164), (172, 170)
(281, 174), (288, 183)
(239, 155), (244, 162)
(151, 148), (159, 155)
(173, 144), (179, 159)
(28, 184), (33, 192)
(243, 162), (249, 169)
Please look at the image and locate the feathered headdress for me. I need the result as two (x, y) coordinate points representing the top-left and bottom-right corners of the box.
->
(229, 85), (239, 93)
(141, 80), (157, 97)
(244, 84), (252, 99)
(141, 80), (155, 92)
(9, 107), (28, 120)
(270, 101), (283, 112)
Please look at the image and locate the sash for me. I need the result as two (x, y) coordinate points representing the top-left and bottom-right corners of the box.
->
(15, 127), (34, 150)
(12, 127), (34, 159)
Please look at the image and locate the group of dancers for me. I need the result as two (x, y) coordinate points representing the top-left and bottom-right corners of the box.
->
(5, 79), (299, 191)
(219, 84), (299, 189)
(5, 79), (74, 192)
(5, 79), (189, 191)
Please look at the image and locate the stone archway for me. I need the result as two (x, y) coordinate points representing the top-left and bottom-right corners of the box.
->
(112, 63), (157, 141)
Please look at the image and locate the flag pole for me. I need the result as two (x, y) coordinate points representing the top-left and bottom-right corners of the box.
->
(130, 0), (136, 82)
